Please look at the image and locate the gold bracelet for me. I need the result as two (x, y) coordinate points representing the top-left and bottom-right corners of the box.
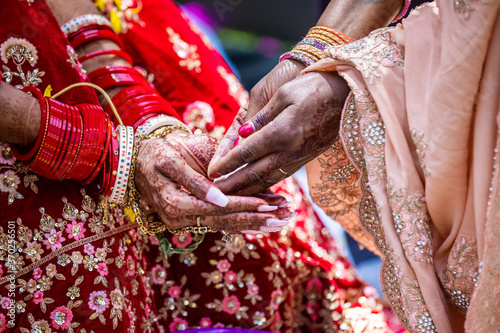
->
(124, 125), (187, 235)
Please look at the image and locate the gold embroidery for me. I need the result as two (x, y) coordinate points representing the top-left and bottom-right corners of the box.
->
(340, 94), (437, 331)
(440, 236), (479, 316)
(411, 128), (431, 176)
(328, 28), (403, 85)
(217, 66), (249, 107)
(167, 27), (201, 73)
(387, 180), (433, 264)
(1, 37), (45, 89)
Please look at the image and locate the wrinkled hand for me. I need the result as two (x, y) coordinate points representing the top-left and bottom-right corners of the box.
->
(135, 130), (291, 233)
(208, 59), (306, 172)
(208, 71), (350, 195)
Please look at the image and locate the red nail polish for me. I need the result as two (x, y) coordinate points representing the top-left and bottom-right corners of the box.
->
(238, 123), (255, 138)
(210, 173), (222, 179)
(232, 137), (240, 148)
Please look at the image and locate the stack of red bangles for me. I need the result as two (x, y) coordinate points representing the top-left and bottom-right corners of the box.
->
(64, 14), (181, 130)
(13, 86), (117, 191)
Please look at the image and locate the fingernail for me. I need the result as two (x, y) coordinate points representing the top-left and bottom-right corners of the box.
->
(258, 205), (278, 212)
(279, 201), (291, 208)
(266, 219), (289, 227)
(242, 230), (261, 234)
(232, 137), (240, 148)
(284, 212), (298, 221)
(210, 173), (222, 179)
(260, 226), (283, 233)
(205, 187), (229, 207)
(238, 122), (255, 138)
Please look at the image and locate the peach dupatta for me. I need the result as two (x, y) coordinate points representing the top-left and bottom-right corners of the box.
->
(304, 0), (500, 332)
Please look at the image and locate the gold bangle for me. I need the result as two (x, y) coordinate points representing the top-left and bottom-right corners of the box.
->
(124, 125), (187, 235)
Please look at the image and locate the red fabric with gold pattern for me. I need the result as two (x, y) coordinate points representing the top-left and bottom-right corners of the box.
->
(0, 1), (397, 332)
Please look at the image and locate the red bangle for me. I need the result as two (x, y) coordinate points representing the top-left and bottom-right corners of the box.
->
(78, 49), (133, 66)
(70, 29), (124, 50)
(62, 111), (84, 180)
(13, 87), (49, 162)
(82, 114), (112, 184)
(106, 85), (158, 110)
(88, 66), (144, 81)
(40, 99), (69, 178)
(67, 24), (115, 41)
(54, 103), (81, 180)
(92, 72), (148, 91)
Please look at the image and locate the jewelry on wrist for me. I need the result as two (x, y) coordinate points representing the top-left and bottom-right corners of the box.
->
(280, 26), (355, 66)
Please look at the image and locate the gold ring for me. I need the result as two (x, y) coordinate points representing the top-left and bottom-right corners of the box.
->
(196, 216), (202, 227)
(278, 168), (288, 176)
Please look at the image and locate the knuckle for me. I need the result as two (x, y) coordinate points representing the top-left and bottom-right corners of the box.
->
(244, 169), (264, 186)
(238, 146), (257, 164)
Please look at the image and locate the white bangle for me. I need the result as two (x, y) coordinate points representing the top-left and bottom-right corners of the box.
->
(109, 125), (134, 204)
(61, 14), (112, 35)
(135, 114), (192, 137)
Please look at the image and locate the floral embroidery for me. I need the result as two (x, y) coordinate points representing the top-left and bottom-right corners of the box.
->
(387, 179), (433, 264)
(167, 27), (201, 73)
(454, 0), (489, 19)
(440, 236), (479, 316)
(328, 28), (403, 85)
(339, 94), (436, 330)
(65, 45), (85, 75)
(411, 128), (431, 176)
(1, 37), (44, 89)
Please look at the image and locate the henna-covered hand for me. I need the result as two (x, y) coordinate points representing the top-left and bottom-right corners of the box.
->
(209, 59), (306, 171)
(135, 130), (292, 232)
(208, 71), (350, 195)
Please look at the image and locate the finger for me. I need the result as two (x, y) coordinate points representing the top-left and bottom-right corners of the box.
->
(207, 108), (247, 178)
(200, 212), (290, 233)
(238, 85), (291, 138)
(215, 152), (304, 195)
(256, 193), (290, 208)
(157, 149), (229, 207)
(210, 109), (296, 177)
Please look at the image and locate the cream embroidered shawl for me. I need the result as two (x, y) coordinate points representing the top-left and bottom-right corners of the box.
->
(305, 0), (500, 332)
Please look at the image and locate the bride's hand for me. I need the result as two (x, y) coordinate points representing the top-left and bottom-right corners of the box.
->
(208, 59), (306, 176)
(134, 130), (292, 233)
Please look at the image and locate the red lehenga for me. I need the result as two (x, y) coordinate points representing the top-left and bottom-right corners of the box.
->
(0, 1), (393, 332)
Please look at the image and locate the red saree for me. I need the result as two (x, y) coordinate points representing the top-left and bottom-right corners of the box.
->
(0, 1), (393, 332)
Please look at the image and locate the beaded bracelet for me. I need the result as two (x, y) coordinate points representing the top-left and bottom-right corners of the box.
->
(391, 0), (411, 23)
(109, 125), (134, 204)
(61, 14), (111, 35)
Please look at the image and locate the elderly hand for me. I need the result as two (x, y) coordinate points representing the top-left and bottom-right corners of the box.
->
(135, 129), (292, 233)
(207, 71), (350, 195)
(208, 59), (306, 172)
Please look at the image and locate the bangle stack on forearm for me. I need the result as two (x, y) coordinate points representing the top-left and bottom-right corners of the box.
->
(280, 26), (355, 66)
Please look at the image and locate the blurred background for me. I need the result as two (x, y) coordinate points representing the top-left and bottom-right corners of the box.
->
(177, 0), (426, 297)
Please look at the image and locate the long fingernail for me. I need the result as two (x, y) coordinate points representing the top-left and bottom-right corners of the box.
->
(266, 219), (289, 227)
(258, 205), (278, 212)
(284, 212), (298, 221)
(279, 201), (291, 208)
(205, 187), (229, 207)
(210, 173), (222, 179)
(238, 122), (255, 138)
(260, 226), (283, 233)
(242, 230), (261, 234)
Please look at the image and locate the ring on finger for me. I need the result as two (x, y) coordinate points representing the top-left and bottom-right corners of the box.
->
(278, 168), (288, 176)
